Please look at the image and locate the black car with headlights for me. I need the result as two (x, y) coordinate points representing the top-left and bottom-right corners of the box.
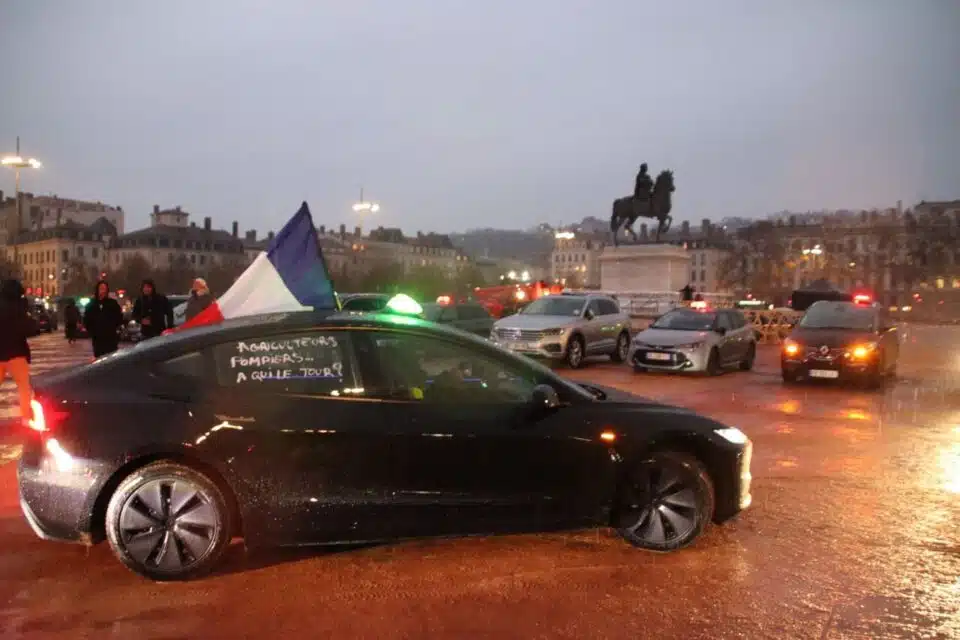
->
(781, 300), (899, 386)
(18, 303), (752, 581)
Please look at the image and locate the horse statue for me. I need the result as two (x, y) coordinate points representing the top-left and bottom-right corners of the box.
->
(610, 169), (675, 246)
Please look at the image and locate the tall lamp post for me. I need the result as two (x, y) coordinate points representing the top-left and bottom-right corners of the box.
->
(2, 137), (43, 262)
(351, 188), (380, 237)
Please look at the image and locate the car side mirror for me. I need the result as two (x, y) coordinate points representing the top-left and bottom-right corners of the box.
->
(530, 384), (561, 413)
(715, 326), (727, 336)
(584, 308), (595, 320)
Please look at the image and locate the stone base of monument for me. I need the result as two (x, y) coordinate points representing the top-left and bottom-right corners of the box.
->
(599, 243), (691, 293)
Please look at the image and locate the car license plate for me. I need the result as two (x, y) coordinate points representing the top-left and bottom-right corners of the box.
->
(809, 369), (839, 379)
(647, 352), (672, 361)
(508, 342), (534, 351)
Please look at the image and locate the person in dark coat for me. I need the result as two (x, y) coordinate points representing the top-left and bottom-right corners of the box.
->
(0, 279), (34, 424)
(63, 299), (81, 343)
(83, 280), (124, 358)
(132, 279), (173, 340)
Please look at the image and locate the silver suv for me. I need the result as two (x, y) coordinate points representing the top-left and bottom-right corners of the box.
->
(490, 293), (632, 368)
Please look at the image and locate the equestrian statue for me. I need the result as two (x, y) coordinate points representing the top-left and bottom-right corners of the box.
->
(610, 163), (675, 246)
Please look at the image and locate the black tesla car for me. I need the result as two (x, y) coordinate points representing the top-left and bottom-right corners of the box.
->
(18, 303), (753, 581)
(781, 300), (899, 387)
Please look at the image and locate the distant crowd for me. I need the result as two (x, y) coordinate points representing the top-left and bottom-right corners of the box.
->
(0, 276), (215, 427)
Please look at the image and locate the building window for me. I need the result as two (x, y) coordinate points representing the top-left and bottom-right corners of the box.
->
(76, 246), (84, 258)
(92, 247), (99, 258)
(61, 249), (68, 262)
(691, 270), (697, 282)
(700, 270), (706, 283)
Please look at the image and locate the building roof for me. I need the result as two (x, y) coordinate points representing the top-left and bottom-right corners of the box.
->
(9, 219), (115, 245)
(113, 224), (244, 252)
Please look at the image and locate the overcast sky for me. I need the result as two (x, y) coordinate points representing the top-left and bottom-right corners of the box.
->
(1, 1), (958, 235)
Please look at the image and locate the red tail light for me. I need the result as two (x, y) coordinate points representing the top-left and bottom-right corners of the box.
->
(27, 398), (69, 432)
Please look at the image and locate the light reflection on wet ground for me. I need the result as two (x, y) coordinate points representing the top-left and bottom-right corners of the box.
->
(0, 323), (956, 638)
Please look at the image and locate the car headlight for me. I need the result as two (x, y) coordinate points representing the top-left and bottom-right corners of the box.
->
(848, 342), (878, 359)
(675, 341), (703, 350)
(715, 427), (749, 445)
(783, 339), (801, 356)
(541, 328), (565, 336)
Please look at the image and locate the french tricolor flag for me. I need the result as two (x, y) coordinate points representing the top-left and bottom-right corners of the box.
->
(175, 202), (336, 331)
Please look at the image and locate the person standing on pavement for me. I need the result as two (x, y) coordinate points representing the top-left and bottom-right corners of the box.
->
(132, 279), (173, 340)
(63, 299), (81, 344)
(83, 280), (123, 359)
(0, 279), (34, 426)
(184, 277), (213, 322)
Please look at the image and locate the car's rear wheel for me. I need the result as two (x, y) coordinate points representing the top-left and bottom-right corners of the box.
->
(610, 331), (630, 363)
(739, 343), (756, 371)
(566, 335), (585, 369)
(616, 452), (714, 551)
(705, 348), (722, 376)
(105, 461), (232, 581)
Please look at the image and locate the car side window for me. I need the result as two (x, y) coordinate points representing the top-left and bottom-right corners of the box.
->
(597, 299), (620, 315)
(728, 311), (746, 329)
(585, 299), (602, 318)
(155, 351), (207, 379)
(212, 331), (358, 395)
(716, 313), (733, 331)
(354, 331), (537, 405)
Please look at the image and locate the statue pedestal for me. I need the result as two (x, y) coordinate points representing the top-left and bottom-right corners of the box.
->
(599, 243), (691, 293)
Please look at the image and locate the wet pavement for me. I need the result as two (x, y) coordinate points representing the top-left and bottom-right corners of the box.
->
(0, 325), (957, 639)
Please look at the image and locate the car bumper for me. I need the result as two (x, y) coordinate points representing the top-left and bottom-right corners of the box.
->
(491, 336), (568, 360)
(17, 439), (105, 545)
(715, 439), (753, 522)
(782, 353), (880, 381)
(629, 344), (711, 372)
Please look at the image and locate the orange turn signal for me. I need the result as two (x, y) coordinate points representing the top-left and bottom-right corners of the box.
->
(600, 431), (617, 443)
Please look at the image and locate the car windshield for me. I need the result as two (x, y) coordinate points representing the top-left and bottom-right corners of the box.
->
(521, 297), (584, 316)
(650, 309), (716, 331)
(799, 302), (875, 331)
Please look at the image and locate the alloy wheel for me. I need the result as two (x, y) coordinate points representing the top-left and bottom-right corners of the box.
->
(567, 338), (584, 368)
(118, 478), (221, 573)
(617, 334), (629, 360)
(620, 464), (699, 546)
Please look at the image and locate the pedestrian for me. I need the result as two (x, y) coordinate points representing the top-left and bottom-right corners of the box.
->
(83, 280), (124, 359)
(131, 279), (173, 340)
(63, 299), (81, 344)
(184, 277), (214, 322)
(0, 279), (34, 426)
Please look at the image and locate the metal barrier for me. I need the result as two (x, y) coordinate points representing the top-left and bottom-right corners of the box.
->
(564, 290), (735, 317)
(742, 308), (802, 344)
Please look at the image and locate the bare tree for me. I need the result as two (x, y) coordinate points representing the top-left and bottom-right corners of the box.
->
(63, 259), (99, 296)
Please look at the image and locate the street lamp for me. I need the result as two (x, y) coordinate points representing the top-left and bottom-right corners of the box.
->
(351, 188), (379, 236)
(2, 137), (42, 258)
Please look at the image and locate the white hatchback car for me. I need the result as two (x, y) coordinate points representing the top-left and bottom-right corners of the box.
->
(630, 307), (756, 375)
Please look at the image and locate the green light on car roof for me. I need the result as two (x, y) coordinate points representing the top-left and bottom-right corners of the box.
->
(386, 293), (423, 316)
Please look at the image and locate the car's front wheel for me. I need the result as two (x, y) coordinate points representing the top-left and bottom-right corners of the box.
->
(565, 335), (585, 369)
(739, 343), (756, 371)
(615, 452), (715, 551)
(105, 461), (233, 581)
(610, 331), (630, 363)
